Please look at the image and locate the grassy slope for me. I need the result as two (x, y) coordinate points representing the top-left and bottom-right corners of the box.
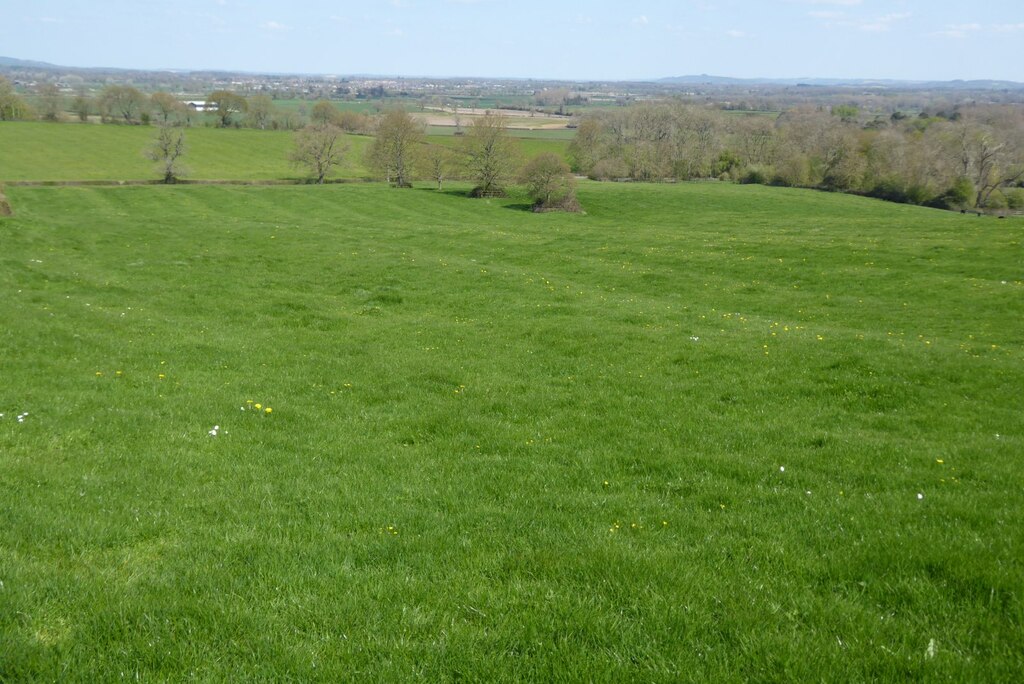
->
(0, 122), (372, 181)
(0, 181), (1022, 680)
(0, 122), (571, 183)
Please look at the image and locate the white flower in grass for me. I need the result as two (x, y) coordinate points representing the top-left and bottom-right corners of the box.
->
(779, 466), (785, 473)
(917, 493), (924, 500)
(208, 424), (220, 437)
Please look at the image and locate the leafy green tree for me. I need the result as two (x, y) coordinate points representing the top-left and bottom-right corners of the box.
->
(39, 83), (62, 121)
(0, 76), (31, 120)
(833, 104), (859, 123)
(247, 94), (276, 130)
(208, 90), (248, 127)
(71, 92), (92, 122)
(567, 116), (605, 174)
(99, 85), (147, 124)
(150, 92), (186, 125)
(310, 100), (342, 127)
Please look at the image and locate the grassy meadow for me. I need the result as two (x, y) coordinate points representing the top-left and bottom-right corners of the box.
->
(1, 178), (1023, 680)
(0, 122), (571, 184)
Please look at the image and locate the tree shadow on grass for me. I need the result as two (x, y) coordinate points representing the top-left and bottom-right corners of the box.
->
(412, 186), (535, 212)
(502, 202), (536, 212)
(415, 187), (471, 199)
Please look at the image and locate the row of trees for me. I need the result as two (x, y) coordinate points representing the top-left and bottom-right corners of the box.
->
(0, 78), (374, 132)
(568, 103), (1024, 210)
(150, 111), (579, 211)
(294, 111), (578, 209)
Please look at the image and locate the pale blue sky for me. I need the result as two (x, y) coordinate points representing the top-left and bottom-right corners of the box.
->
(1, 0), (1022, 81)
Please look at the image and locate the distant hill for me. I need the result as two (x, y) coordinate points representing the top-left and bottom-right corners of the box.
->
(659, 74), (1024, 90)
(0, 56), (62, 69)
(3, 55), (1022, 89)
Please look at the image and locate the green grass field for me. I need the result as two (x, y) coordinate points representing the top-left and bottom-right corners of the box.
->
(1, 180), (1022, 680)
(425, 125), (577, 141)
(0, 122), (571, 183)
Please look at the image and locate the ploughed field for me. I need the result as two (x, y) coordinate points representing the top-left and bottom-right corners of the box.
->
(1, 180), (1022, 680)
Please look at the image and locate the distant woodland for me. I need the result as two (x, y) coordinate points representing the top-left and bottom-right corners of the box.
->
(568, 103), (1024, 211)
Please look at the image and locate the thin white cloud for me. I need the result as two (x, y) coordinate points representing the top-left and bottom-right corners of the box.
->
(261, 21), (290, 31)
(859, 12), (911, 33)
(935, 22), (1024, 38)
(812, 9), (911, 33)
(632, 15), (649, 26)
(726, 29), (746, 38)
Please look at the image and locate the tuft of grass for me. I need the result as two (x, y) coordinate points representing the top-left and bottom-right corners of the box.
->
(0, 181), (1022, 680)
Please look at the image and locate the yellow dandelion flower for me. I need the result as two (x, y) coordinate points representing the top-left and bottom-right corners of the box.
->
(264, 407), (272, 414)
(254, 403), (262, 410)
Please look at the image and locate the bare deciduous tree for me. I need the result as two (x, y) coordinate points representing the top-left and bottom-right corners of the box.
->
(418, 144), (454, 190)
(147, 125), (187, 184)
(462, 113), (520, 197)
(367, 109), (424, 187)
(290, 123), (347, 184)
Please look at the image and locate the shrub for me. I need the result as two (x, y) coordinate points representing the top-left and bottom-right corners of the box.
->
(867, 180), (910, 204)
(739, 166), (771, 185)
(1004, 188), (1024, 210)
(588, 158), (628, 181)
(519, 152), (581, 212)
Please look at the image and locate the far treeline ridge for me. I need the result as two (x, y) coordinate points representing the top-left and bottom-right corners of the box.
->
(1, 77), (1022, 212)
